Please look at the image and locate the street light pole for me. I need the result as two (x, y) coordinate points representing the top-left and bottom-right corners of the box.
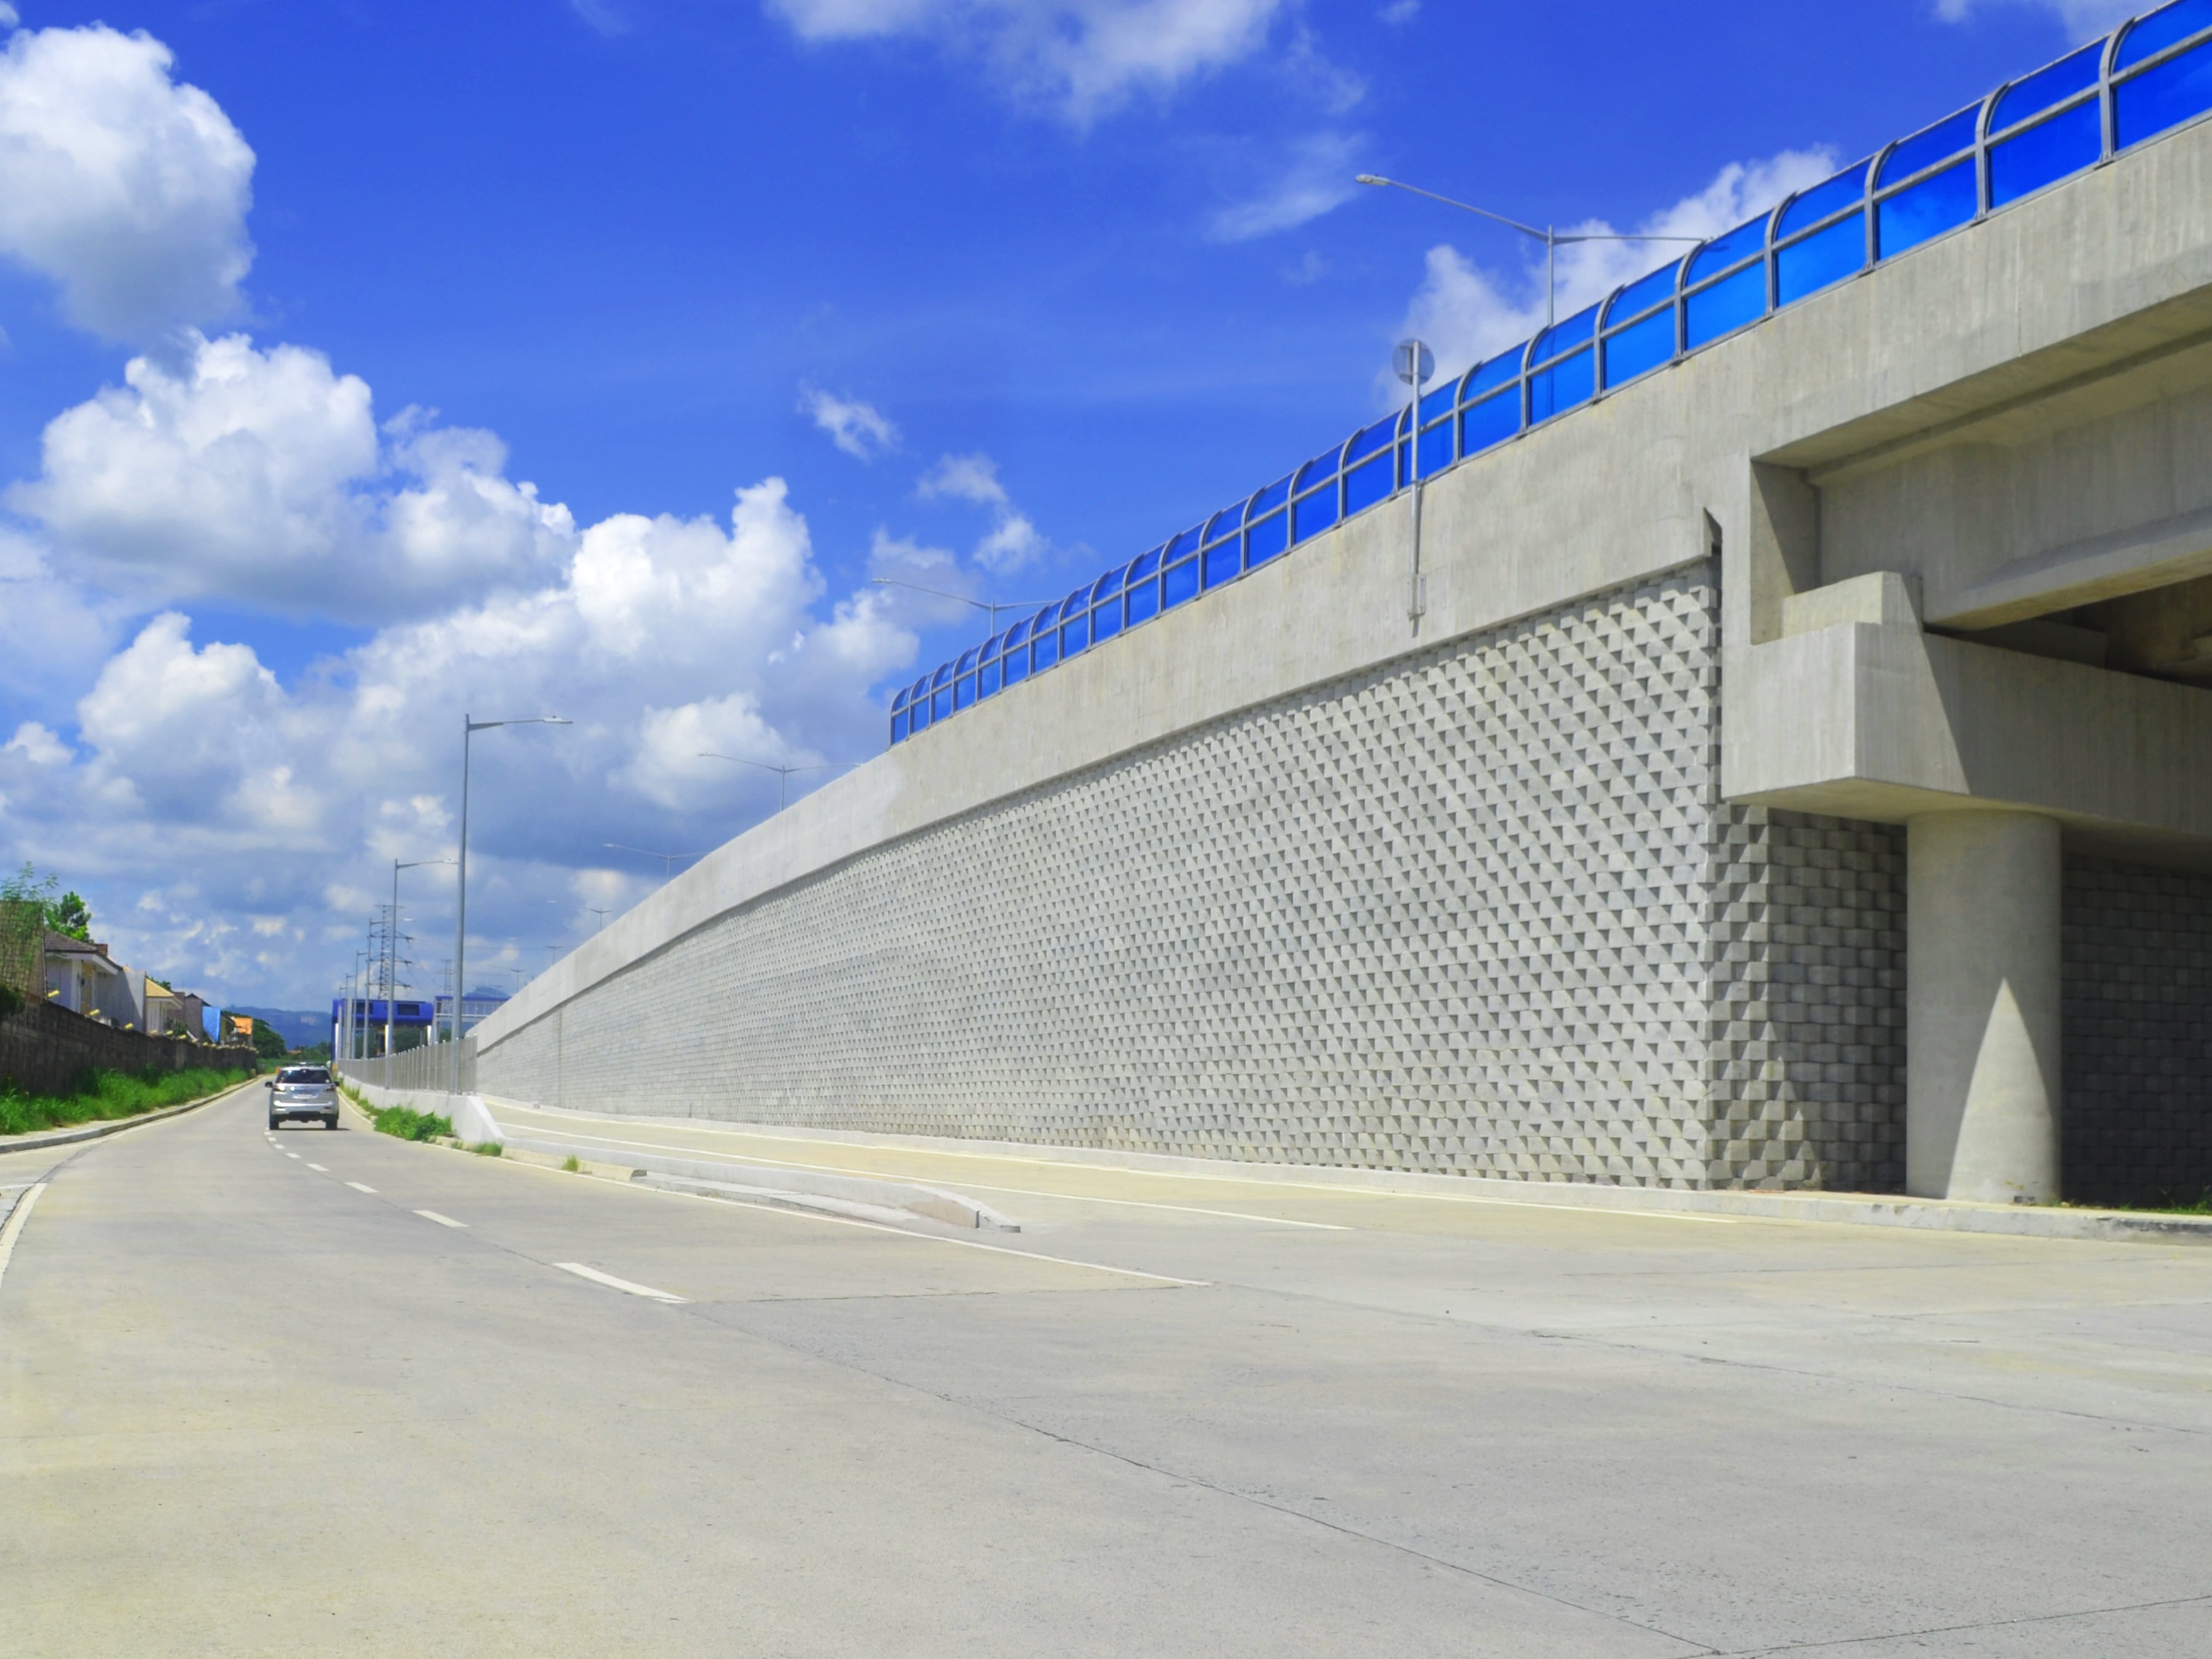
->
(1395, 337), (1433, 635)
(1354, 175), (1703, 331)
(452, 713), (569, 1096)
(350, 949), (367, 1063)
(390, 857), (452, 1063)
(868, 578), (1051, 636)
(696, 752), (859, 813)
(603, 844), (704, 879)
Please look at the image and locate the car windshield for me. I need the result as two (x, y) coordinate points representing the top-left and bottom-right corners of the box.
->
(278, 1068), (330, 1084)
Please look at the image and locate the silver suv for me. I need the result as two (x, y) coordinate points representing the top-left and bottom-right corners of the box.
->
(267, 1066), (339, 1131)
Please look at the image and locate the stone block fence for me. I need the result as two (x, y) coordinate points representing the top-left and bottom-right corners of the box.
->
(0, 996), (256, 1100)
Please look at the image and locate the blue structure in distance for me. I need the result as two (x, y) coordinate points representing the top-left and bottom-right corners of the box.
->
(890, 0), (2212, 749)
(330, 998), (437, 1028)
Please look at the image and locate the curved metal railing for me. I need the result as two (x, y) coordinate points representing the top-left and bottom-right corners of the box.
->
(890, 0), (2212, 747)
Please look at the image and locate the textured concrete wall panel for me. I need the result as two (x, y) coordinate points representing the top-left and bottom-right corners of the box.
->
(481, 568), (1907, 1190)
(2063, 855), (2212, 1206)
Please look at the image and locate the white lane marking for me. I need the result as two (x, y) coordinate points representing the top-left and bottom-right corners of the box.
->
(0, 1183), (49, 1292)
(307, 1163), (328, 1172)
(554, 1261), (688, 1303)
(498, 1124), (1347, 1231)
(628, 1179), (1209, 1286)
(285, 1152), (300, 1160)
(415, 1209), (468, 1228)
(900, 1181), (1351, 1231)
(498, 1106), (1738, 1226)
(345, 1182), (377, 1194)
(476, 1149), (1214, 1288)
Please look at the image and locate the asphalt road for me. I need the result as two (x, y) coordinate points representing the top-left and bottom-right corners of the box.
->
(4, 1089), (2210, 1658)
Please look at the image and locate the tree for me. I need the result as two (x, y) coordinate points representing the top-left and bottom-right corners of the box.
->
(248, 1018), (289, 1062)
(1, 865), (91, 939)
(50, 891), (92, 942)
(0, 865), (54, 1000)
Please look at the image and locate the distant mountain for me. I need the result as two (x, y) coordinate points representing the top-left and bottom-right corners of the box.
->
(229, 1007), (330, 1048)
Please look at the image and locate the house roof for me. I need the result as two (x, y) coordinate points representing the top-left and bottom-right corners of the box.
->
(44, 931), (122, 976)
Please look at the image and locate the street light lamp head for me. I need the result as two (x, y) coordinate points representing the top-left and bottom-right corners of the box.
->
(1355, 174), (1387, 186)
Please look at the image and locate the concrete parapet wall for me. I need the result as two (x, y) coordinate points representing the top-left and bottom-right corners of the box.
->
(0, 997), (254, 1098)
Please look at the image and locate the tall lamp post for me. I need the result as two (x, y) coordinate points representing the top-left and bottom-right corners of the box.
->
(388, 857), (452, 1062)
(603, 843), (704, 879)
(452, 713), (569, 1094)
(1354, 175), (1702, 330)
(696, 751), (860, 813)
(868, 578), (1051, 636)
(350, 949), (368, 1063)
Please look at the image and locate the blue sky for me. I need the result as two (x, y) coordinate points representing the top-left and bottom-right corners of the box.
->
(0, 0), (2120, 1013)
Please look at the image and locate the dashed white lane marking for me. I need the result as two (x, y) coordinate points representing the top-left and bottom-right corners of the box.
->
(0, 1183), (49, 1292)
(345, 1182), (377, 1194)
(554, 1261), (688, 1303)
(285, 1153), (300, 1160)
(414, 1209), (467, 1228)
(307, 1163), (328, 1172)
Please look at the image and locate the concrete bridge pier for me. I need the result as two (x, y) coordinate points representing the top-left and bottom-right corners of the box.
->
(1906, 810), (2063, 1204)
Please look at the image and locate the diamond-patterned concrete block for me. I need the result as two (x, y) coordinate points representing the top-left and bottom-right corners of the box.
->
(479, 565), (1909, 1191)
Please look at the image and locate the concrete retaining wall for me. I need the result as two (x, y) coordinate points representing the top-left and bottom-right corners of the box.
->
(2064, 855), (2212, 1206)
(479, 567), (1907, 1190)
(0, 997), (255, 1097)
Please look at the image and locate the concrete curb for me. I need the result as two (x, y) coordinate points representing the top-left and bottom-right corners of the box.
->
(498, 1133), (1021, 1232)
(497, 1108), (2212, 1247)
(0, 1071), (262, 1156)
(339, 1092), (1017, 1232)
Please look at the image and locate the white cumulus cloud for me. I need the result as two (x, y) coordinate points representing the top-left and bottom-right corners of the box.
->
(915, 451), (1048, 572)
(764, 0), (1288, 122)
(0, 527), (117, 715)
(1209, 130), (1365, 242)
(0, 23), (254, 341)
(1932, 0), (2136, 39)
(1, 475), (921, 1006)
(1399, 147), (1840, 383)
(4, 721), (70, 767)
(14, 331), (576, 621)
(801, 385), (900, 459)
(916, 450), (1008, 505)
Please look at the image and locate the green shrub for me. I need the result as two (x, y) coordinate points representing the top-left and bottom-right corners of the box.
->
(561, 1155), (581, 1173)
(0, 1065), (246, 1137)
(468, 1140), (502, 1157)
(371, 1105), (454, 1143)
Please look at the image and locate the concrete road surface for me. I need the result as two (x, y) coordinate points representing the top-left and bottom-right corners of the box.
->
(4, 1088), (2210, 1658)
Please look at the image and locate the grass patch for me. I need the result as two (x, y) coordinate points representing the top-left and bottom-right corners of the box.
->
(469, 1140), (502, 1158)
(561, 1155), (580, 1173)
(370, 1104), (454, 1143)
(0, 1065), (251, 1137)
(2061, 1190), (2212, 1217)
